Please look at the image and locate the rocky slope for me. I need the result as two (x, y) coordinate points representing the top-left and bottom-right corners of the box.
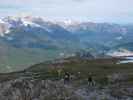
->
(0, 57), (133, 100)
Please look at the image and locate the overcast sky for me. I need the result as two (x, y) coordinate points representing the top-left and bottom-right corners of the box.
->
(0, 0), (133, 23)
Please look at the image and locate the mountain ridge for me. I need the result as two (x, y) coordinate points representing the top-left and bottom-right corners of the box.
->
(0, 16), (133, 72)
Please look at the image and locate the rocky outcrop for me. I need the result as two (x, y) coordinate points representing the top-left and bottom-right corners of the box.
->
(0, 78), (82, 100)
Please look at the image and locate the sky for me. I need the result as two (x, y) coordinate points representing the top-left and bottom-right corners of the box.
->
(0, 0), (133, 23)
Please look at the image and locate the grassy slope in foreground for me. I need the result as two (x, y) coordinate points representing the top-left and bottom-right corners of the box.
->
(1, 57), (133, 85)
(0, 57), (133, 100)
(26, 57), (133, 83)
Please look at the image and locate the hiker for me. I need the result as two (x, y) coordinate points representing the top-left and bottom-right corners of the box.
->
(77, 71), (81, 79)
(64, 72), (70, 84)
(87, 73), (95, 86)
(57, 69), (62, 79)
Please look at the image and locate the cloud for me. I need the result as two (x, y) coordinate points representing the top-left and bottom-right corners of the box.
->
(0, 0), (133, 23)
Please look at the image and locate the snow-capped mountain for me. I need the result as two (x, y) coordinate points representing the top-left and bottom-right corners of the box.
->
(0, 16), (42, 36)
(0, 16), (133, 51)
(0, 16), (133, 72)
(0, 16), (76, 38)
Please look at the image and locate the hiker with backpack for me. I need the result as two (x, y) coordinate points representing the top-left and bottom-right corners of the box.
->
(64, 72), (70, 84)
(87, 73), (95, 86)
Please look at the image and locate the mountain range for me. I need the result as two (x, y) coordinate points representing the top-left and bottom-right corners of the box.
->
(0, 16), (133, 72)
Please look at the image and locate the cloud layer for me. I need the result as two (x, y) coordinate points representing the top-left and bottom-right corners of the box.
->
(0, 0), (133, 23)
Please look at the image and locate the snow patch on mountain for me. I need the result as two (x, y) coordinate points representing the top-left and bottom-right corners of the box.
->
(107, 49), (133, 57)
(21, 18), (41, 27)
(0, 19), (5, 24)
(63, 20), (74, 25)
(116, 36), (123, 40)
(0, 19), (10, 37)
